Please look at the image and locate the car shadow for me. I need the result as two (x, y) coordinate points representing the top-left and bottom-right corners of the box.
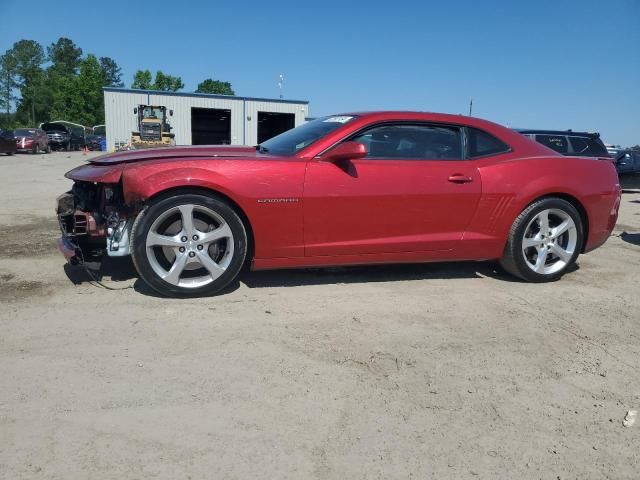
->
(64, 256), (138, 285)
(240, 261), (526, 289)
(620, 232), (640, 246)
(63, 256), (241, 298)
(64, 256), (578, 298)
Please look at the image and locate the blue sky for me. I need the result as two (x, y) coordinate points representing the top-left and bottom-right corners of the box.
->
(1, 0), (639, 145)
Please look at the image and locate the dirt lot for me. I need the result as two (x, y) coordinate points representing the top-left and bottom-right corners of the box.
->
(1, 151), (639, 479)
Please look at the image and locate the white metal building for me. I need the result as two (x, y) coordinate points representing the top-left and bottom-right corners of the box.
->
(103, 87), (310, 151)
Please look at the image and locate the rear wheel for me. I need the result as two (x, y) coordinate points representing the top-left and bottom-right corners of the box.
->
(131, 193), (248, 297)
(500, 198), (583, 282)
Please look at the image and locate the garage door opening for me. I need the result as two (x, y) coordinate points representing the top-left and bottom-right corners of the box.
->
(191, 108), (231, 145)
(257, 112), (295, 144)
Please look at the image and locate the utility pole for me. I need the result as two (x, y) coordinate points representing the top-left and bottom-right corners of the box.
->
(468, 99), (473, 117)
(278, 74), (284, 99)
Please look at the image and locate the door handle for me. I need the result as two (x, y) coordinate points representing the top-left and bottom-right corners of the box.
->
(448, 174), (473, 184)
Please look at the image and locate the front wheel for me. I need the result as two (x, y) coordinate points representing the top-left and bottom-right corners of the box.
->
(130, 193), (248, 297)
(500, 198), (583, 282)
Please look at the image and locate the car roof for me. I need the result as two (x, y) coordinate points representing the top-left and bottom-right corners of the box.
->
(516, 129), (600, 138)
(300, 111), (558, 159)
(334, 111), (517, 133)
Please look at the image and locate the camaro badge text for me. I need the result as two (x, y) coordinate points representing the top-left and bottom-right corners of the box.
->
(257, 198), (300, 204)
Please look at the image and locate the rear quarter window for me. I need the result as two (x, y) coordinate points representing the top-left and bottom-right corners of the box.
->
(535, 135), (569, 154)
(467, 127), (510, 158)
(569, 136), (608, 156)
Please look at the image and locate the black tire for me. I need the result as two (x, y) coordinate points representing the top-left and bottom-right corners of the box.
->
(130, 193), (248, 297)
(45, 143), (51, 153)
(6, 151), (13, 156)
(500, 197), (583, 282)
(65, 142), (71, 152)
(32, 143), (38, 154)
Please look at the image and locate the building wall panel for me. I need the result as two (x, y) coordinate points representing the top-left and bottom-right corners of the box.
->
(103, 88), (308, 150)
(245, 101), (309, 146)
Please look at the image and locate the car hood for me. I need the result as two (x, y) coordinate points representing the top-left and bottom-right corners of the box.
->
(89, 145), (257, 165)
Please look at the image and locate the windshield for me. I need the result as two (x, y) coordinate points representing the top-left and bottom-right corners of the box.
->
(14, 129), (36, 137)
(142, 107), (164, 120)
(257, 115), (356, 156)
(42, 123), (67, 132)
(93, 125), (105, 136)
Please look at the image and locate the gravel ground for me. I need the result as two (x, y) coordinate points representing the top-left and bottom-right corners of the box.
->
(1, 151), (639, 479)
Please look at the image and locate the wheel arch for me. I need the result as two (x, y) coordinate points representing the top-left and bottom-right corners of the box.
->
(143, 186), (255, 264)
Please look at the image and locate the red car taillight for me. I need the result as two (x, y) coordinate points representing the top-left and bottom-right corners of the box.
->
(608, 186), (622, 231)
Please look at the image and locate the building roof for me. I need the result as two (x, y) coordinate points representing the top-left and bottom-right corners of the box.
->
(103, 87), (309, 105)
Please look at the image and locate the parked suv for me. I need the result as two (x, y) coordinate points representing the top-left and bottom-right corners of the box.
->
(615, 150), (640, 175)
(14, 128), (50, 154)
(41, 122), (85, 151)
(85, 134), (105, 151)
(516, 129), (610, 158)
(0, 129), (17, 155)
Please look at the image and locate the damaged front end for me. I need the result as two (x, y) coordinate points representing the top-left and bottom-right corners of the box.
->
(56, 179), (135, 265)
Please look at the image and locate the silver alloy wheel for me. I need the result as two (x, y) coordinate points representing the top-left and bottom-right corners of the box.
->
(145, 204), (234, 288)
(521, 208), (577, 275)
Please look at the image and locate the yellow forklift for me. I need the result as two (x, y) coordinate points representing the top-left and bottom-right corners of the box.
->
(131, 105), (175, 148)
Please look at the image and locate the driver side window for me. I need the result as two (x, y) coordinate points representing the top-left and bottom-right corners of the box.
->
(350, 124), (462, 160)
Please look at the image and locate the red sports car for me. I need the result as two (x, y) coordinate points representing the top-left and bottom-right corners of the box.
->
(57, 112), (621, 297)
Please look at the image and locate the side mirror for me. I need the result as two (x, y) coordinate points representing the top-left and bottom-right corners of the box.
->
(169, 109), (173, 116)
(133, 107), (137, 114)
(322, 141), (367, 163)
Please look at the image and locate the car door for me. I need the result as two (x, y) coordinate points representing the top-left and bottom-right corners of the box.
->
(303, 123), (482, 256)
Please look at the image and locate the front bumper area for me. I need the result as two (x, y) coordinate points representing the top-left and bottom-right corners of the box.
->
(57, 236), (81, 264)
(56, 200), (104, 264)
(56, 189), (133, 264)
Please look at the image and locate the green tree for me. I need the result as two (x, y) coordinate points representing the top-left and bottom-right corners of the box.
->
(77, 55), (106, 125)
(43, 38), (82, 127)
(0, 53), (18, 119)
(48, 74), (77, 122)
(131, 69), (183, 91)
(47, 37), (82, 76)
(9, 40), (45, 126)
(152, 71), (184, 91)
(50, 55), (104, 126)
(99, 57), (123, 87)
(132, 69), (152, 89)
(630, 145), (640, 151)
(1, 37), (125, 128)
(195, 78), (235, 95)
